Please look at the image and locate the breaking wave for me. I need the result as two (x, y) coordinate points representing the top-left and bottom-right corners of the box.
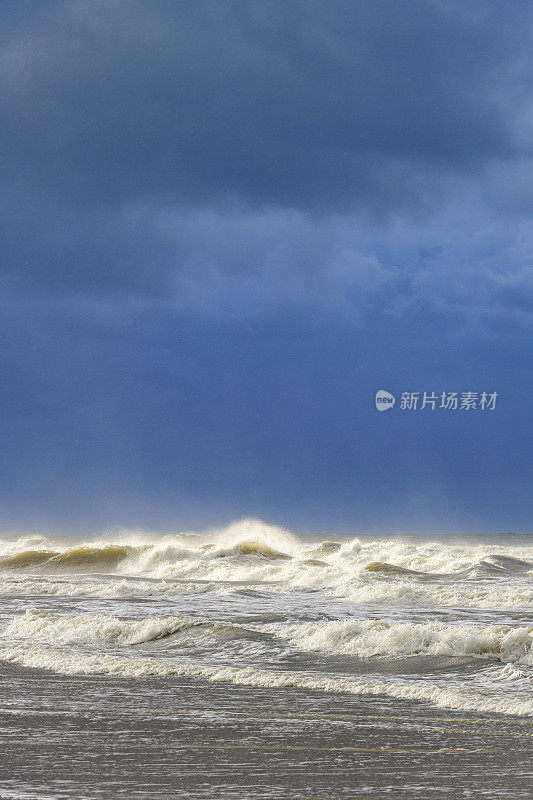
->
(0, 620), (530, 717)
(0, 520), (532, 717)
(270, 619), (533, 665)
(0, 544), (135, 572)
(5, 610), (532, 666)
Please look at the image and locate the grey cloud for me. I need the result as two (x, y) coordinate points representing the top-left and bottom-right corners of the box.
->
(4, 189), (533, 331)
(1, 0), (531, 215)
(1, 0), (533, 329)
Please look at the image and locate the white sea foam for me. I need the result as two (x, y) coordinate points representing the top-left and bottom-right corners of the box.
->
(0, 638), (530, 717)
(5, 610), (531, 666)
(0, 522), (531, 717)
(267, 619), (533, 665)
(1, 519), (531, 580)
(2, 610), (219, 647)
(334, 578), (533, 610)
(0, 518), (531, 611)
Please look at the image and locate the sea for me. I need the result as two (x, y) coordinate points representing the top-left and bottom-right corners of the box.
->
(0, 519), (531, 798)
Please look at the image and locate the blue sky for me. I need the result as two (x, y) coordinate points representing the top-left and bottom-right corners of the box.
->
(1, 0), (533, 534)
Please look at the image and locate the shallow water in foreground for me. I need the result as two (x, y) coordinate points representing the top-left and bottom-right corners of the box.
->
(0, 663), (531, 799)
(0, 520), (531, 796)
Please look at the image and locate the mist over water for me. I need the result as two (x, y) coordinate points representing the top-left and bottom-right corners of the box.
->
(0, 519), (531, 717)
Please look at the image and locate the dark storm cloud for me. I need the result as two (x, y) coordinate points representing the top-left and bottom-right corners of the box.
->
(1, 0), (531, 212)
(1, 0), (533, 298)
(2, 1), (533, 533)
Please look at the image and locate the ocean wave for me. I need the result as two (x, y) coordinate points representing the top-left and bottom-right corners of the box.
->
(465, 555), (533, 577)
(0, 544), (136, 572)
(0, 522), (531, 614)
(336, 578), (533, 611)
(269, 619), (533, 666)
(1, 522), (532, 576)
(362, 561), (438, 578)
(1, 522), (531, 721)
(5, 610), (532, 667)
(0, 639), (530, 716)
(209, 540), (291, 559)
(1, 610), (247, 648)
(0, 520), (298, 574)
(0, 573), (529, 613)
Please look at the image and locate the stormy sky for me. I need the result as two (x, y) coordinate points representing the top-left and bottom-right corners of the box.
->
(1, 0), (533, 534)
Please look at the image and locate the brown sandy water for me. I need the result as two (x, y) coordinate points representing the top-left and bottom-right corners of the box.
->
(0, 662), (531, 800)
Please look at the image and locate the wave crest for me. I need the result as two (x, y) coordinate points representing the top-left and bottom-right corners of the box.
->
(0, 544), (134, 572)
